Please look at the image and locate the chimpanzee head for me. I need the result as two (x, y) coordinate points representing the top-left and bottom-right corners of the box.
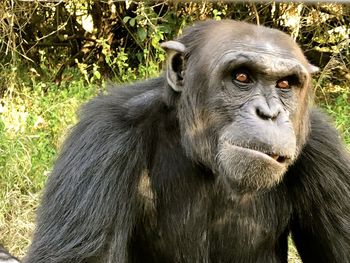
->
(162, 20), (318, 192)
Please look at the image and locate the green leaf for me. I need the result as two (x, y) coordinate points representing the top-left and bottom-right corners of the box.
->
(94, 71), (101, 80)
(151, 37), (159, 48)
(137, 27), (147, 41)
(129, 18), (135, 27)
(123, 16), (130, 23)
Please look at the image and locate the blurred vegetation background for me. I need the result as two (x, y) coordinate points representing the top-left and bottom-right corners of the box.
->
(0, 1), (349, 261)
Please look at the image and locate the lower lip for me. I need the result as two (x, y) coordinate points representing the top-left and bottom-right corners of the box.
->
(223, 142), (287, 165)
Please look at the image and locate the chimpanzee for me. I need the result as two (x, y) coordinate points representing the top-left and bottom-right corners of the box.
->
(24, 20), (350, 263)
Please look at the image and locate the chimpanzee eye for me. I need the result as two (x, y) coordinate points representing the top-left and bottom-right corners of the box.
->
(276, 79), (290, 89)
(232, 69), (252, 84)
(276, 75), (300, 90)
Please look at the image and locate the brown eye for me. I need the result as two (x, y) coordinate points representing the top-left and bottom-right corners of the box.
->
(234, 71), (251, 84)
(276, 79), (290, 89)
(236, 72), (248, 82)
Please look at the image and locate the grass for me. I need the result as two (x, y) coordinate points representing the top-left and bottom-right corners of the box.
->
(0, 72), (349, 260)
(0, 71), (99, 256)
(322, 91), (350, 146)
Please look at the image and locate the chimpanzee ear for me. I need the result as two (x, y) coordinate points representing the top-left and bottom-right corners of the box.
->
(161, 41), (186, 92)
(308, 64), (319, 74)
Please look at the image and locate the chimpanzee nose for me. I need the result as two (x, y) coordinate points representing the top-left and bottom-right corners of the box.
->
(255, 104), (282, 121)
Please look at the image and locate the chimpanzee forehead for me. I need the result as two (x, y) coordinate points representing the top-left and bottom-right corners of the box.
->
(204, 21), (306, 61)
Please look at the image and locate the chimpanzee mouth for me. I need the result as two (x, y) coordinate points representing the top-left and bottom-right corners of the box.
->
(223, 142), (291, 165)
(266, 154), (288, 164)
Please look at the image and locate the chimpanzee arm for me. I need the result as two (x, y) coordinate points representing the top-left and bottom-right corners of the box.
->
(24, 88), (150, 263)
(289, 109), (350, 263)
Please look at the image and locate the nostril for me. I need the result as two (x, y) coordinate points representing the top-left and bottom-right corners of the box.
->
(256, 108), (271, 120)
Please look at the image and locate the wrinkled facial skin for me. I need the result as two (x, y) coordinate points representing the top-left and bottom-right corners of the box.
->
(165, 21), (313, 193)
(208, 50), (311, 192)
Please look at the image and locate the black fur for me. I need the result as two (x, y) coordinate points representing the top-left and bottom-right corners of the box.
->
(24, 21), (350, 263)
(288, 111), (350, 262)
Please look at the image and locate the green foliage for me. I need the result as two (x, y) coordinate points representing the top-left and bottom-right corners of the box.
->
(1, 1), (348, 90)
(0, 72), (98, 192)
(323, 91), (350, 145)
(0, 70), (99, 255)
